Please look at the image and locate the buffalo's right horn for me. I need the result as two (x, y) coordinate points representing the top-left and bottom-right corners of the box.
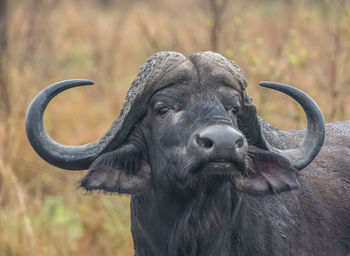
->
(259, 81), (325, 170)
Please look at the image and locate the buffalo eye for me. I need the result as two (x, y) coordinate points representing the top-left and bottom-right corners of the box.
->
(227, 106), (240, 115)
(157, 107), (169, 115)
(154, 103), (170, 116)
(232, 106), (240, 115)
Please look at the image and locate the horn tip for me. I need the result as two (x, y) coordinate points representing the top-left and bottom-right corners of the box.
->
(259, 81), (275, 88)
(85, 79), (94, 85)
(62, 79), (94, 85)
(72, 79), (94, 86)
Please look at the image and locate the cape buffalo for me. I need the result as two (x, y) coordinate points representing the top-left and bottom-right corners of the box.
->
(26, 51), (350, 256)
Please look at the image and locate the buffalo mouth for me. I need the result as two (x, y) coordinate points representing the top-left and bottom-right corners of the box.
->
(182, 159), (248, 190)
(195, 160), (246, 178)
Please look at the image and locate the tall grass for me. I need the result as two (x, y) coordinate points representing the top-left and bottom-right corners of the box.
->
(0, 0), (349, 255)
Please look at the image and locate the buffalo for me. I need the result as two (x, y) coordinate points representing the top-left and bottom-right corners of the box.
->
(26, 51), (350, 256)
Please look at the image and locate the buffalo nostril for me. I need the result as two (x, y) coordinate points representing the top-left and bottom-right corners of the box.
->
(196, 134), (214, 149)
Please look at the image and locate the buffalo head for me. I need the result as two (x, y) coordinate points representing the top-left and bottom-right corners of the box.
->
(26, 51), (325, 197)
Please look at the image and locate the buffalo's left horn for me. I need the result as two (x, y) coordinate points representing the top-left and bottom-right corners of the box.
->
(26, 80), (105, 170)
(259, 81), (325, 170)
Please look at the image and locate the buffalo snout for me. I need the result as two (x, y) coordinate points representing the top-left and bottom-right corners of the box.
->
(191, 125), (248, 164)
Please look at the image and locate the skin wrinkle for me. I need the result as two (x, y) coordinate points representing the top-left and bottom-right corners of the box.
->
(171, 111), (184, 125)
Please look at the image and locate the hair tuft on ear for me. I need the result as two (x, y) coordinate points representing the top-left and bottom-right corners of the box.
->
(79, 144), (151, 195)
(240, 146), (299, 196)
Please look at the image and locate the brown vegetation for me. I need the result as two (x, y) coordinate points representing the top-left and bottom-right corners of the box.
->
(0, 0), (349, 255)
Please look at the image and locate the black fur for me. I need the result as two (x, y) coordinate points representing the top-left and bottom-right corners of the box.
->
(79, 54), (350, 255)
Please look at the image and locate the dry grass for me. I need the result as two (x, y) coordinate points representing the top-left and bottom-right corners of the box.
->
(0, 0), (349, 255)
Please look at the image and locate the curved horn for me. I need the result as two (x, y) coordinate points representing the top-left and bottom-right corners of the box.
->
(26, 79), (107, 170)
(259, 81), (325, 170)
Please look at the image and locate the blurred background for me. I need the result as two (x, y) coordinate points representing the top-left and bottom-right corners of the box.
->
(0, 0), (349, 255)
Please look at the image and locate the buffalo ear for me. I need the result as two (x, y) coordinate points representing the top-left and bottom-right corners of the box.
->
(240, 148), (299, 195)
(79, 145), (151, 194)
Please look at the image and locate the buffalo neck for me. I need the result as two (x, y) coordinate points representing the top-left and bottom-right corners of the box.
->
(130, 181), (242, 256)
